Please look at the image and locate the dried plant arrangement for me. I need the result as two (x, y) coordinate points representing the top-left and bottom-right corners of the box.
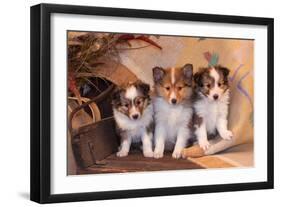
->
(67, 32), (161, 101)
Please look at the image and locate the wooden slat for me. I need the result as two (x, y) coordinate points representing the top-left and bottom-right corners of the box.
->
(77, 151), (203, 174)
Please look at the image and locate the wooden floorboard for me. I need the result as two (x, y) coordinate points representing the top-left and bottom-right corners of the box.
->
(77, 150), (203, 174)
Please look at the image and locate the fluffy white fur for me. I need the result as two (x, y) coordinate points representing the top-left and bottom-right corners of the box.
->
(153, 97), (193, 159)
(194, 89), (233, 150)
(113, 104), (154, 157)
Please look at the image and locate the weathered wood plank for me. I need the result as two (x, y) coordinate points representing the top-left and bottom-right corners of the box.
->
(77, 151), (203, 174)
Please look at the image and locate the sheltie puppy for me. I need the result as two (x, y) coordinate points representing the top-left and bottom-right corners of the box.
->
(193, 65), (233, 150)
(112, 81), (154, 157)
(152, 64), (193, 159)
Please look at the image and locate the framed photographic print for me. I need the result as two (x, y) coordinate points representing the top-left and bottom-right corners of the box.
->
(30, 3), (274, 203)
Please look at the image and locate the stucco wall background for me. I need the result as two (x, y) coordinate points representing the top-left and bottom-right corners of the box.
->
(120, 36), (254, 154)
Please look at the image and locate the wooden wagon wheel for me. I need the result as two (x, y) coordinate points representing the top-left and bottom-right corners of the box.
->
(68, 96), (101, 125)
(68, 84), (115, 135)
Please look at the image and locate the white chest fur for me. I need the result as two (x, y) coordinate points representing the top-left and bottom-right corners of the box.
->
(153, 97), (192, 141)
(194, 91), (229, 134)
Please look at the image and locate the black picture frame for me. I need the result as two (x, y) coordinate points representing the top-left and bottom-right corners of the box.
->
(30, 3), (274, 204)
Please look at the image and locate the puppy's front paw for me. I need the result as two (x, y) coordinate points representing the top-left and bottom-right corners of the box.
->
(116, 150), (128, 157)
(143, 150), (154, 158)
(172, 149), (182, 159)
(220, 130), (233, 140)
(199, 139), (210, 151)
(153, 150), (164, 159)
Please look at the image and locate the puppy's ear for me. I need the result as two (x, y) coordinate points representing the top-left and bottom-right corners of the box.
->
(111, 88), (122, 106)
(217, 65), (230, 78)
(136, 81), (150, 97)
(193, 72), (201, 86)
(182, 63), (193, 86)
(152, 67), (165, 83)
(217, 65), (230, 83)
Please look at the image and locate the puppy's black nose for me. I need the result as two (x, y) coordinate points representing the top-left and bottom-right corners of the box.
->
(171, 98), (177, 104)
(213, 94), (219, 100)
(132, 114), (139, 120)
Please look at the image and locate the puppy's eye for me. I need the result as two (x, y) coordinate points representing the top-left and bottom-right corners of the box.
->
(177, 86), (183, 91)
(165, 87), (170, 91)
(124, 103), (129, 108)
(206, 84), (211, 88)
(136, 100), (142, 105)
(218, 82), (224, 87)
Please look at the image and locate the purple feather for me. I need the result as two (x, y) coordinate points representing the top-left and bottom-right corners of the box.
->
(236, 71), (253, 107)
(229, 64), (244, 82)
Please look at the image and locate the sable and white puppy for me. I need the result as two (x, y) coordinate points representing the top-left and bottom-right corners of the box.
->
(152, 64), (193, 159)
(112, 81), (154, 157)
(193, 65), (233, 150)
